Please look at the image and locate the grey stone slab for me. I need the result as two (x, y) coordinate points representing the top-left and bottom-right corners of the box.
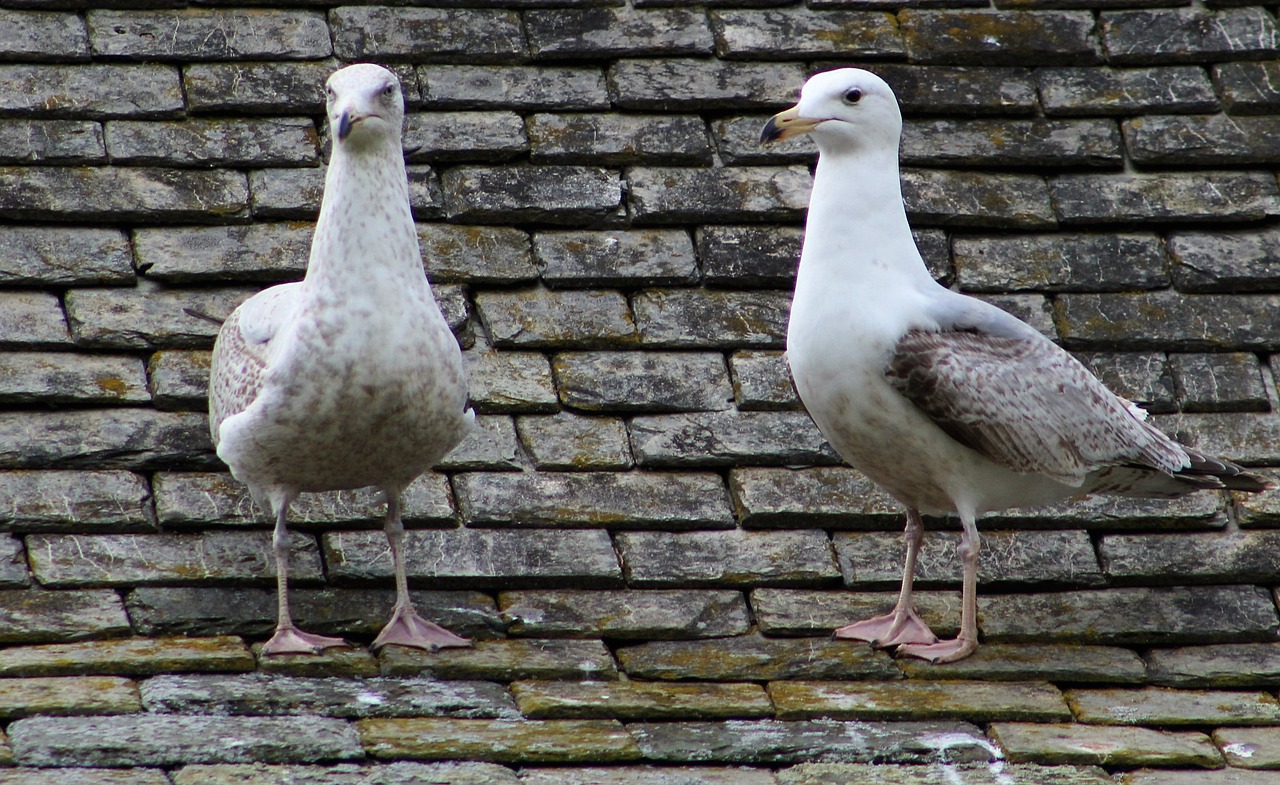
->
(729, 351), (800, 411)
(249, 167), (323, 219)
(407, 165), (447, 221)
(729, 467), (901, 529)
(698, 225), (801, 287)
(378, 638), (617, 681)
(977, 294), (1056, 339)
(331, 6), (523, 63)
(711, 8), (903, 59)
(1213, 727), (1280, 769)
(516, 413), (632, 470)
(616, 529), (839, 588)
(175, 762), (517, 785)
(134, 223), (310, 283)
(868, 64), (1039, 116)
(1156, 412), (1280, 466)
(26, 531), (321, 588)
(1055, 292), (1280, 351)
(422, 224), (537, 285)
(770, 680), (1070, 723)
(534, 229), (698, 286)
(529, 114), (711, 166)
(0, 636), (254, 678)
(954, 233), (1168, 293)
(1050, 172), (1280, 224)
(359, 716), (639, 764)
(1215, 61), (1280, 114)
(627, 166), (810, 224)
(980, 585), (1280, 645)
(477, 287), (637, 349)
(0, 673), (139, 720)
(836, 530), (1104, 589)
(0, 352), (148, 405)
(990, 722), (1220, 768)
(1101, 8), (1279, 64)
(749, 588), (961, 638)
(527, 6), (713, 58)
(0, 291), (70, 348)
(0, 409), (213, 471)
(0, 535), (28, 587)
(514, 680), (771, 722)
(902, 118), (1121, 168)
(1074, 351), (1176, 413)
(554, 351), (731, 413)
(0, 63), (183, 118)
(65, 283), (255, 350)
(1123, 769), (1280, 785)
(458, 470), (733, 528)
(405, 112), (527, 164)
(1147, 642), (1280, 687)
(500, 589), (750, 640)
(901, 169), (1055, 229)
(1168, 226), (1280, 293)
(0, 166), (248, 223)
(633, 289), (791, 349)
(105, 118), (317, 168)
(87, 9), (332, 61)
(900, 10), (1100, 65)
(434, 415), (522, 472)
(184, 61), (332, 114)
(0, 8), (88, 59)
(1038, 66), (1219, 116)
(629, 410), (838, 468)
(1169, 353), (1269, 413)
(776, 763), (1112, 785)
(713, 115), (814, 166)
(522, 766), (775, 785)
(8, 714), (361, 766)
(0, 589), (130, 645)
(0, 770), (170, 785)
(1126, 114), (1280, 165)
(993, 490), (1228, 533)
(0, 119), (104, 165)
(324, 528), (623, 587)
(1068, 686), (1280, 726)
(148, 350), (211, 411)
(618, 634), (898, 682)
(608, 59), (807, 110)
(897, 643), (1147, 685)
(1101, 530), (1280, 584)
(419, 65), (609, 111)
(1238, 470), (1280, 527)
(0, 470), (152, 532)
(630, 719), (993, 765)
(464, 349), (558, 414)
(0, 226), (132, 286)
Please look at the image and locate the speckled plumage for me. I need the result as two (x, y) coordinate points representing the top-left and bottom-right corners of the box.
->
(209, 64), (474, 655)
(763, 69), (1272, 663)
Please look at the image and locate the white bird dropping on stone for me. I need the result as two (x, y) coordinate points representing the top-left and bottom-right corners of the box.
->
(762, 68), (1273, 663)
(209, 64), (475, 655)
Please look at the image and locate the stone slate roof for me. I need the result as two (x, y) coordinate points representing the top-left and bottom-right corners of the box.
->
(1, 1), (1280, 783)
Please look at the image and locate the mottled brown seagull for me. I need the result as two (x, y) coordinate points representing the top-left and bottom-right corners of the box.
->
(762, 68), (1273, 662)
(209, 64), (474, 655)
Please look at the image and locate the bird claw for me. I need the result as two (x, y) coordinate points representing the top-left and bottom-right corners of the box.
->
(261, 626), (350, 656)
(894, 636), (977, 664)
(835, 609), (938, 648)
(372, 606), (471, 651)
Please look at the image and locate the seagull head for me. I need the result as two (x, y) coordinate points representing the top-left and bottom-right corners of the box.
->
(326, 63), (405, 149)
(761, 68), (902, 155)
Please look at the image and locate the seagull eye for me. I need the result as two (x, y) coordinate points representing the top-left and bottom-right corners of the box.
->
(383, 83), (396, 97)
(325, 86), (336, 101)
(843, 88), (863, 105)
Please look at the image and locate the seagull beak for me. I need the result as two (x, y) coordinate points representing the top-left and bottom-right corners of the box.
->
(336, 110), (357, 142)
(761, 105), (823, 144)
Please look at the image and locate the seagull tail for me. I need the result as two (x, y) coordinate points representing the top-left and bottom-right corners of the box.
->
(1176, 448), (1275, 493)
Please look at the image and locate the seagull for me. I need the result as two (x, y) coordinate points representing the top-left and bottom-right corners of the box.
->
(209, 64), (475, 655)
(762, 68), (1274, 663)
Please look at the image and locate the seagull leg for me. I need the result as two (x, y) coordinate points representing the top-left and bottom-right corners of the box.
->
(372, 493), (471, 651)
(835, 509), (938, 647)
(896, 511), (980, 663)
(262, 499), (349, 655)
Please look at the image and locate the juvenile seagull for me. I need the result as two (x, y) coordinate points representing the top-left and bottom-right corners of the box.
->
(209, 64), (474, 655)
(762, 69), (1273, 663)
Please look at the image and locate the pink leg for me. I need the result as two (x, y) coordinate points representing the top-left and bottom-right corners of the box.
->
(835, 509), (938, 647)
(896, 511), (980, 663)
(372, 493), (471, 651)
(262, 500), (349, 656)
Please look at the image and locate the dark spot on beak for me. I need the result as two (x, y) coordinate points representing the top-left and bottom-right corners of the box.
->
(337, 110), (354, 142)
(760, 115), (785, 145)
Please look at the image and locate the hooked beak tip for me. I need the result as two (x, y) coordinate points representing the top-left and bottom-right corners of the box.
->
(760, 105), (821, 145)
(336, 111), (354, 142)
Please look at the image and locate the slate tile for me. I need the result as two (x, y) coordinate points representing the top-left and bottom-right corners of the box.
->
(712, 115), (815, 166)
(0, 352), (147, 406)
(617, 634), (899, 682)
(513, 680), (772, 721)
(404, 112), (527, 163)
(978, 294), (1057, 339)
(419, 65), (609, 111)
(0, 226), (132, 286)
(87, 9), (331, 61)
(897, 644), (1147, 684)
(0, 409), (213, 471)
(618, 529), (838, 588)
(749, 588), (961, 638)
(697, 225), (802, 287)
(1213, 727), (1280, 768)
(380, 638), (616, 681)
(534, 229), (699, 286)
(1125, 114), (1280, 165)
(65, 283), (255, 350)
(1168, 226), (1280, 293)
(710, 8), (903, 59)
(173, 762), (518, 785)
(0, 118), (104, 164)
(0, 636), (254, 677)
(8, 714), (362, 766)
(728, 467), (905, 528)
(1146, 642), (1280, 687)
(1237, 471), (1280, 527)
(0, 770), (168, 785)
(628, 410), (838, 468)
(0, 291), (70, 348)
(530, 113), (710, 167)
(0, 167), (248, 223)
(500, 589), (749, 640)
(1055, 292), (1280, 351)
(1050, 171), (1280, 224)
(554, 351), (731, 412)
(0, 63), (183, 118)
(435, 415), (522, 472)
(775, 763), (1112, 785)
(1101, 8), (1280, 64)
(627, 166), (810, 224)
(865, 64), (1038, 115)
(1068, 686), (1280, 726)
(360, 718), (640, 764)
(902, 118), (1122, 168)
(1158, 412), (1280, 465)
(1038, 66), (1218, 116)
(954, 233), (1168, 293)
(105, 118), (318, 168)
(901, 169), (1055, 229)
(1215, 61), (1280, 114)
(900, 10), (1101, 65)
(0, 675), (139, 720)
(476, 287), (637, 349)
(633, 289), (791, 349)
(147, 350), (211, 411)
(465, 349), (558, 414)
(516, 413), (632, 471)
(1073, 351), (1176, 414)
(1122, 770), (1280, 785)
(526, 6), (713, 59)
(0, 537), (27, 588)
(990, 722), (1221, 767)
(247, 167), (322, 219)
(183, 61), (332, 114)
(522, 767), (776, 785)
(443, 165), (622, 224)
(134, 223), (310, 283)
(0, 8), (89, 60)
(769, 680), (1071, 722)
(608, 59), (807, 110)
(0, 589), (130, 645)
(1169, 353), (1269, 413)
(331, 7), (524, 63)
(729, 351), (801, 412)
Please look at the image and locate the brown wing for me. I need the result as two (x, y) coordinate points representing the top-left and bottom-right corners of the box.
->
(886, 328), (1189, 485)
(208, 284), (300, 448)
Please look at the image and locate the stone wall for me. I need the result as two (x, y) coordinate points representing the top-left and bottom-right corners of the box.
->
(0, 2), (1279, 784)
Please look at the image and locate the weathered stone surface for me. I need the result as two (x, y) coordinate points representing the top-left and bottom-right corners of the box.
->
(0, 167), (248, 223)
(380, 638), (615, 681)
(1101, 8), (1279, 64)
(749, 589), (962, 638)
(524, 767), (775, 785)
(1123, 770), (1280, 785)
(1147, 642), (1280, 687)
(770, 681), (1070, 723)
(608, 59), (807, 110)
(0, 119), (103, 164)
(0, 291), (70, 348)
(0, 637), (254, 677)
(465, 349), (558, 414)
(0, 63), (183, 118)
(1038, 67), (1219, 116)
(954, 233), (1167, 293)
(629, 410), (838, 468)
(1068, 686), (1280, 726)
(527, 6), (712, 58)
(534, 229), (698, 286)
(1159, 412), (1280, 466)
(0, 409), (213, 471)
(8, 714), (362, 766)
(1168, 226), (1280, 293)
(323, 528), (623, 587)
(513, 680), (771, 721)
(141, 673), (518, 719)
(711, 8), (903, 59)
(0, 589), (130, 645)
(1074, 351), (1176, 413)
(1215, 61), (1280, 114)
(457, 470), (730, 529)
(172, 762), (518, 785)
(405, 112), (527, 163)
(184, 61), (331, 113)
(554, 351), (731, 412)
(0, 536), (27, 588)
(897, 644), (1147, 684)
(431, 414), (522, 472)
(729, 351), (800, 411)
(0, 352), (147, 405)
(419, 65), (609, 111)
(698, 225), (801, 287)
(421, 226), (537, 287)
(618, 529), (838, 587)
(902, 119), (1121, 168)
(900, 10), (1100, 65)
(617, 634), (899, 682)
(0, 8), (89, 60)
(869, 64), (1038, 115)
(27, 531), (321, 588)
(0, 676), (138, 720)
(996, 489), (1227, 531)
(147, 350), (211, 411)
(980, 585), (1280, 645)
(836, 530), (1104, 589)
(630, 719), (993, 765)
(1213, 727), (1280, 769)
(1055, 292), (1280, 351)
(530, 114), (711, 166)
(1050, 171), (1280, 224)
(247, 167), (323, 219)
(978, 294), (1056, 339)
(516, 413), (632, 470)
(1125, 114), (1280, 165)
(250, 645), (379, 679)
(1172, 353), (1269, 413)
(0, 226), (131, 286)
(776, 763), (1112, 785)
(477, 287), (637, 349)
(0, 769), (169, 785)
(444, 165), (622, 224)
(500, 589), (749, 640)
(1238, 472), (1280, 527)
(902, 169), (1055, 229)
(730, 467), (899, 529)
(106, 118), (317, 168)
(360, 718), (639, 764)
(65, 284), (255, 350)
(87, 9), (332, 61)
(633, 289), (791, 349)
(331, 7), (523, 63)
(990, 722), (1221, 767)
(135, 223), (308, 283)
(627, 166), (809, 224)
